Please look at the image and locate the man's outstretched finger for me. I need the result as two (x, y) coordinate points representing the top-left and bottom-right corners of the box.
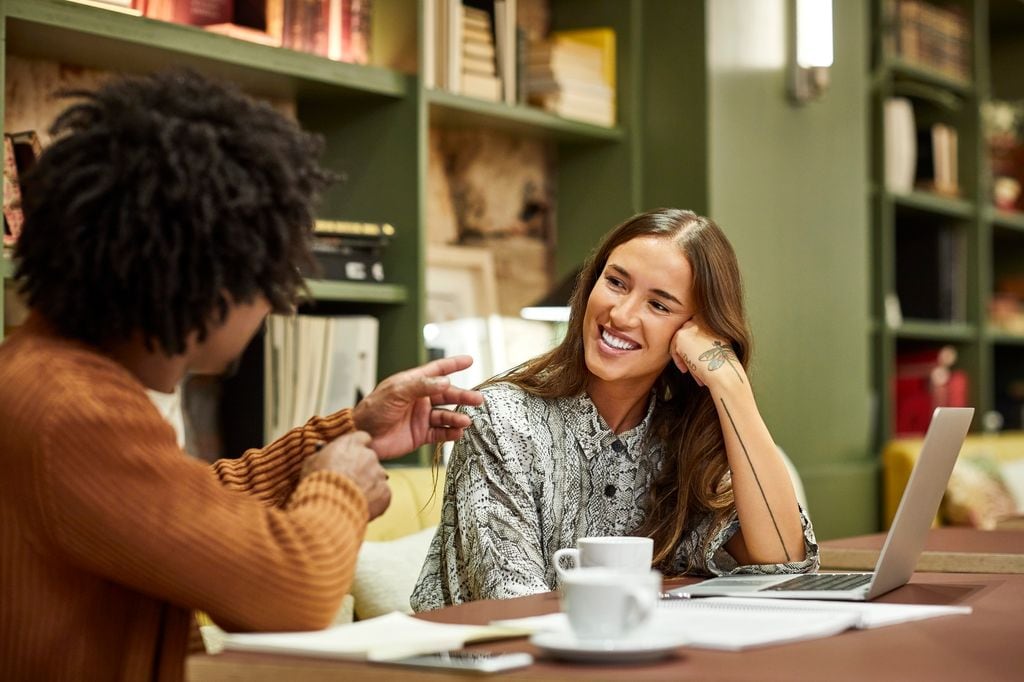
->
(415, 354), (475, 377)
(429, 386), (485, 407)
(430, 409), (472, 428)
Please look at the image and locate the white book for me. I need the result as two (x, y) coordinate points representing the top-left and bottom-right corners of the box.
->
(327, 0), (344, 61)
(424, 0), (436, 88)
(494, 0), (517, 103)
(884, 97), (916, 193)
(319, 316), (379, 414)
(447, 0), (463, 93)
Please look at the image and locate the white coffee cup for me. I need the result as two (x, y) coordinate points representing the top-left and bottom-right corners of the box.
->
(560, 568), (662, 640)
(553, 536), (653, 582)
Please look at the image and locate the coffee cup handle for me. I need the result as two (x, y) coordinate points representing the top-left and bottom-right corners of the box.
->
(553, 548), (579, 582)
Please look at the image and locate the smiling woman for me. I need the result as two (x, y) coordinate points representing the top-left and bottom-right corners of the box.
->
(411, 208), (820, 613)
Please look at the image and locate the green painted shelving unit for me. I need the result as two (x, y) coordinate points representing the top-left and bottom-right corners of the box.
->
(1, 0), (689, 462)
(870, 0), (1024, 441)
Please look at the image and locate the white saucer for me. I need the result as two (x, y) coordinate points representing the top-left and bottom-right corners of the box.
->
(530, 630), (687, 663)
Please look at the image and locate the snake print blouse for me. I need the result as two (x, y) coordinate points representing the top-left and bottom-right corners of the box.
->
(410, 382), (819, 612)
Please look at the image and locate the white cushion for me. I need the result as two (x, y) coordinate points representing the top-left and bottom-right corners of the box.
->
(351, 526), (437, 620)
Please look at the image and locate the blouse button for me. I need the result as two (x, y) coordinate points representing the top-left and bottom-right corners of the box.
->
(611, 440), (625, 453)
(604, 484), (616, 497)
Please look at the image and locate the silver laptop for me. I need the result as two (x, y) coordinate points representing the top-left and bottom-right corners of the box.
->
(671, 407), (974, 601)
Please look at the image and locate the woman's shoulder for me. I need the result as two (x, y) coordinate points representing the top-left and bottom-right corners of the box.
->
(471, 382), (553, 425)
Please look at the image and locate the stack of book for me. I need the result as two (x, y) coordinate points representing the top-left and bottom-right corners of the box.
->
(524, 28), (615, 127)
(884, 0), (971, 82)
(426, 0), (517, 104)
(308, 220), (394, 283)
(2, 131), (44, 249)
(459, 5), (501, 101)
(894, 345), (969, 436)
(141, 0), (372, 63)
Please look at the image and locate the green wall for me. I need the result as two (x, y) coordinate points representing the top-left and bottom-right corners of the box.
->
(705, 0), (875, 538)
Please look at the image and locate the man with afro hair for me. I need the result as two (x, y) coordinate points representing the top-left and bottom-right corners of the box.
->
(0, 69), (482, 680)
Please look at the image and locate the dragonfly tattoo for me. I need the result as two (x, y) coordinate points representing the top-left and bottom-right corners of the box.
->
(699, 340), (743, 383)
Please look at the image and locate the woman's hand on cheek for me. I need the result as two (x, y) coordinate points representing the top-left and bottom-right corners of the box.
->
(670, 319), (707, 388)
(671, 318), (747, 391)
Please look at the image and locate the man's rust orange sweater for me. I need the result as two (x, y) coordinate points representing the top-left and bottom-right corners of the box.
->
(0, 316), (370, 680)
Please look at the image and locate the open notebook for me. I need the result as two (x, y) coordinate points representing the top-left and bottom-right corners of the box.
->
(219, 612), (530, 661)
(494, 598), (971, 651)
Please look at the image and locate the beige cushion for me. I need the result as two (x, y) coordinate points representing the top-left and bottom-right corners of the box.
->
(942, 456), (1016, 530)
(351, 526), (436, 620)
(1000, 458), (1024, 513)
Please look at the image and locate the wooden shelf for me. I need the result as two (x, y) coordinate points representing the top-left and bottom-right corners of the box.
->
(987, 329), (1024, 346)
(889, 190), (975, 219)
(0, 252), (405, 304)
(989, 207), (1024, 233)
(304, 279), (407, 304)
(5, 0), (407, 100)
(886, 58), (974, 96)
(427, 89), (622, 143)
(893, 319), (977, 342)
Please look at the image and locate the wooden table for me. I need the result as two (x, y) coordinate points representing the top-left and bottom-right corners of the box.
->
(188, 530), (1024, 681)
(820, 528), (1024, 573)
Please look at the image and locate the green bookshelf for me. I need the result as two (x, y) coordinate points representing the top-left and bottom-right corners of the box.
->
(1, 0), (676, 461)
(894, 320), (978, 341)
(871, 0), (1024, 440)
(989, 207), (1024, 232)
(304, 280), (408, 304)
(427, 89), (623, 143)
(4, 0), (407, 99)
(889, 190), (975, 218)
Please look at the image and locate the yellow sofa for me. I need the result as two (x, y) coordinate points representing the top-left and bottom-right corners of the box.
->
(882, 431), (1024, 528)
(365, 466), (446, 541)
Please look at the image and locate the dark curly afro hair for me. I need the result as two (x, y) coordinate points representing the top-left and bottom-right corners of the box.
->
(14, 68), (333, 355)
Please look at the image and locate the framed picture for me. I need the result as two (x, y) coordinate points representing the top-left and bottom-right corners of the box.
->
(425, 245), (506, 390)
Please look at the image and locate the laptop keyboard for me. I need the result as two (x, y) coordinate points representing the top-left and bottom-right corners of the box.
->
(763, 573), (874, 592)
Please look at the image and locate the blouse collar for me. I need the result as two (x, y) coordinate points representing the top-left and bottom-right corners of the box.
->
(556, 390), (657, 460)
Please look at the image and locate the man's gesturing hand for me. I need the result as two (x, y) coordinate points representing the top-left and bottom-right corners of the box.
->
(351, 355), (485, 460)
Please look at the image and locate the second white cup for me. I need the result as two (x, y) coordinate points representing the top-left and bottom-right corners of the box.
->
(560, 568), (662, 640)
(553, 536), (654, 582)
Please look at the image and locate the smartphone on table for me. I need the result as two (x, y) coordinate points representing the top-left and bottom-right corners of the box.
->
(382, 650), (534, 674)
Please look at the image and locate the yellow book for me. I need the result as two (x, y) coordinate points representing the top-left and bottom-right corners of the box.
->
(550, 28), (616, 93)
(549, 28), (615, 121)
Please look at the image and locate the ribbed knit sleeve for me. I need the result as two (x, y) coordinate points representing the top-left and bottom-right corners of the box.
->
(211, 410), (357, 508)
(36, 379), (368, 633)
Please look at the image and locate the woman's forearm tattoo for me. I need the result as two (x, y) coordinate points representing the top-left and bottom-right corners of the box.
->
(720, 397), (792, 562)
(699, 340), (743, 383)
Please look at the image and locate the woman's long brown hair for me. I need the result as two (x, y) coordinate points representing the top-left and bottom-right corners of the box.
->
(479, 208), (753, 571)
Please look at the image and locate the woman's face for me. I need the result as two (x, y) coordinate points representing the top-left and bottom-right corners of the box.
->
(582, 236), (694, 391)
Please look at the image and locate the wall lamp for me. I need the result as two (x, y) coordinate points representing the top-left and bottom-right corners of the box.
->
(790, 0), (834, 104)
